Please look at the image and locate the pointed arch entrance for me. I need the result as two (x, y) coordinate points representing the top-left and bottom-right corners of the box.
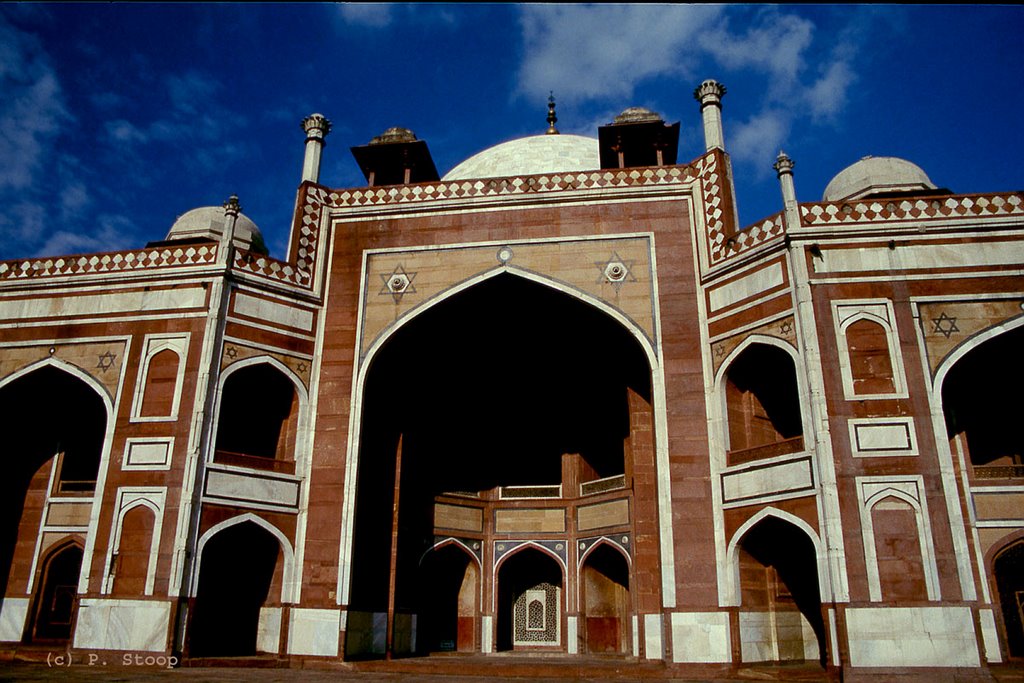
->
(732, 514), (826, 665)
(344, 272), (656, 658)
(188, 519), (285, 657)
(580, 542), (630, 654)
(0, 362), (109, 641)
(497, 547), (564, 651)
(29, 541), (84, 642)
(417, 543), (480, 653)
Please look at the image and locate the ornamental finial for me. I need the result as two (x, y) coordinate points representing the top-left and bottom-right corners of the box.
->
(302, 113), (332, 141)
(546, 91), (559, 135)
(223, 194), (241, 217)
(773, 150), (795, 177)
(693, 79), (727, 109)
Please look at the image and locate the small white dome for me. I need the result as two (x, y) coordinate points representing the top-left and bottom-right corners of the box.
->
(443, 134), (599, 181)
(823, 156), (936, 202)
(166, 206), (265, 253)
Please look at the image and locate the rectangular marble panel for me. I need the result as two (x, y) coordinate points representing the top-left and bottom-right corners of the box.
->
(849, 418), (917, 457)
(124, 439), (172, 470)
(0, 287), (206, 321)
(45, 502), (92, 527)
(434, 503), (483, 532)
(494, 508), (565, 533)
(722, 458), (814, 503)
(974, 492), (1024, 522)
(287, 608), (340, 657)
(257, 607), (281, 654)
(644, 613), (663, 660)
(708, 262), (784, 312)
(234, 292), (314, 331)
(670, 611), (731, 663)
(577, 499), (629, 531)
(205, 469), (299, 508)
(980, 608), (1003, 663)
(817, 241), (1023, 274)
(73, 599), (171, 652)
(845, 606), (980, 667)
(0, 598), (29, 642)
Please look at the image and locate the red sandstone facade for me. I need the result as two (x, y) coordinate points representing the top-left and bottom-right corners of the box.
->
(0, 82), (1021, 680)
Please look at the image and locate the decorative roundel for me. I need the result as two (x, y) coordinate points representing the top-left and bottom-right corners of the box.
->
(390, 274), (409, 292)
(555, 543), (564, 551)
(604, 262), (627, 282)
(497, 543), (506, 552)
(497, 246), (514, 264)
(621, 536), (629, 545)
(472, 541), (481, 550)
(579, 542), (586, 550)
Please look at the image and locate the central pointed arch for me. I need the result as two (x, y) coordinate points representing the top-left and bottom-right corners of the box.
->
(339, 267), (670, 658)
(0, 358), (114, 620)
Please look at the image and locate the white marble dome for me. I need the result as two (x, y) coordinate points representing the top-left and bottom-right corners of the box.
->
(443, 134), (599, 181)
(166, 206), (266, 253)
(823, 156), (936, 202)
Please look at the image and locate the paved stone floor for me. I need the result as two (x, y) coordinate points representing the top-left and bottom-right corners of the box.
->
(0, 655), (1020, 683)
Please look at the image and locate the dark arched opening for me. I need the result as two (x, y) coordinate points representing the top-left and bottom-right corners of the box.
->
(724, 343), (803, 465)
(28, 541), (83, 643)
(417, 544), (479, 654)
(345, 273), (651, 658)
(737, 516), (826, 666)
(0, 366), (105, 609)
(214, 363), (299, 473)
(994, 540), (1024, 658)
(943, 327), (1024, 478)
(497, 548), (563, 651)
(580, 544), (630, 654)
(188, 521), (281, 657)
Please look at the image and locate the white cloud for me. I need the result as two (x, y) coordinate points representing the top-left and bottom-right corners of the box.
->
(730, 110), (790, 168)
(0, 14), (70, 191)
(697, 10), (814, 96)
(338, 3), (394, 28)
(806, 60), (855, 121)
(35, 213), (135, 257)
(515, 6), (872, 170)
(517, 5), (724, 102)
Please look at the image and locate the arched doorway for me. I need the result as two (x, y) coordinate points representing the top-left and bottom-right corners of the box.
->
(345, 273), (653, 658)
(497, 547), (564, 652)
(214, 362), (300, 473)
(0, 364), (107, 634)
(723, 342), (804, 466)
(994, 540), (1024, 658)
(942, 326), (1023, 479)
(580, 543), (630, 654)
(188, 521), (282, 657)
(29, 542), (83, 642)
(735, 516), (825, 666)
(418, 544), (479, 653)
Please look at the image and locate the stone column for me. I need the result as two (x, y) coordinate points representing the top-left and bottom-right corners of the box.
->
(773, 151), (800, 228)
(301, 113), (332, 184)
(693, 80), (727, 152)
(219, 194), (241, 264)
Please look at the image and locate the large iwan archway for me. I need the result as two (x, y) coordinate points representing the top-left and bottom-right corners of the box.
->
(0, 362), (109, 641)
(343, 273), (656, 658)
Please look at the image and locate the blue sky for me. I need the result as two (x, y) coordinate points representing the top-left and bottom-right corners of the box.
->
(1, 4), (1021, 261)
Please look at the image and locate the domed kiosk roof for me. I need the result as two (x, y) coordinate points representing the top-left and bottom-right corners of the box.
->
(823, 156), (937, 202)
(443, 134), (599, 181)
(165, 206), (266, 254)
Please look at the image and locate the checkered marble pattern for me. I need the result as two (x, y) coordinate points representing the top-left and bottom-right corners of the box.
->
(0, 244), (217, 281)
(288, 158), (714, 292)
(800, 192), (1024, 226)
(728, 212), (786, 256)
(233, 249), (307, 287)
(320, 165), (700, 210)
